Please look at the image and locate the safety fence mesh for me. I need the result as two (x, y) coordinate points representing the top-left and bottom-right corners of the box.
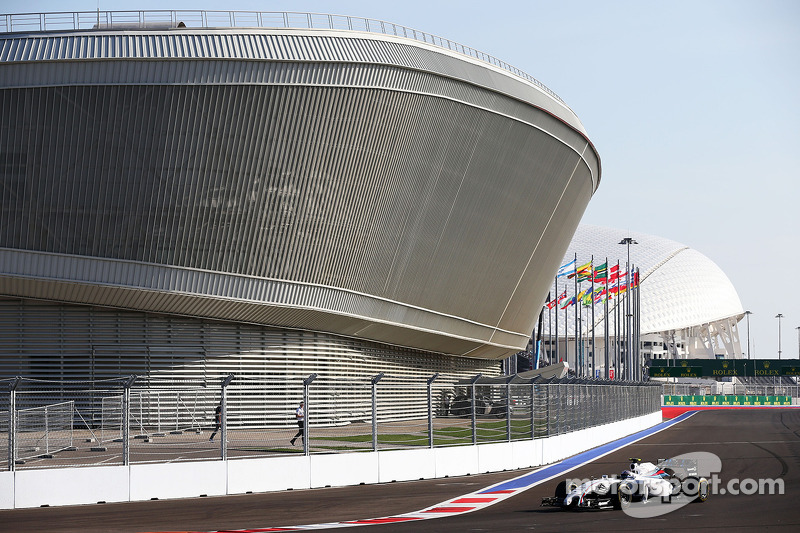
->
(1, 375), (663, 470)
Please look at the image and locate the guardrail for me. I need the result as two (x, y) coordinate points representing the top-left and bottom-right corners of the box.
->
(1, 374), (660, 470)
(0, 9), (564, 104)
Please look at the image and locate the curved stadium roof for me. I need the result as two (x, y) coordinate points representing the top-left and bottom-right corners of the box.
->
(548, 224), (744, 336)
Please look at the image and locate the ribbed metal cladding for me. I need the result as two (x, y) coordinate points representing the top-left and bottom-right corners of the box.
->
(0, 30), (586, 136)
(0, 296), (499, 396)
(0, 27), (600, 361)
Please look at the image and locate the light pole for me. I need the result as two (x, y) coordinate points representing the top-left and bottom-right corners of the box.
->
(744, 311), (752, 360)
(776, 314), (784, 359)
(619, 237), (638, 380)
(796, 326), (800, 359)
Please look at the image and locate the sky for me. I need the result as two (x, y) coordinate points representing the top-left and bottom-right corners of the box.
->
(6, 0), (800, 359)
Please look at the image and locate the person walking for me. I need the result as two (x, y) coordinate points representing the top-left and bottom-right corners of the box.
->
(209, 403), (222, 441)
(290, 400), (305, 446)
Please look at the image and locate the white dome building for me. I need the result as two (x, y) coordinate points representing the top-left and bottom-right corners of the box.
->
(538, 225), (745, 378)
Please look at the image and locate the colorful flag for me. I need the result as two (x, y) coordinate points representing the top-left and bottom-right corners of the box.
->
(630, 271), (640, 287)
(581, 292), (594, 306)
(547, 289), (567, 309)
(609, 266), (627, 284)
(577, 261), (593, 282)
(561, 296), (576, 309)
(608, 264), (619, 282)
(593, 287), (607, 303)
(556, 259), (576, 278)
(592, 262), (608, 283)
(569, 261), (592, 280)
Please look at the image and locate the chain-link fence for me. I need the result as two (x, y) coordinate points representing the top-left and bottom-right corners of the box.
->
(1, 375), (662, 471)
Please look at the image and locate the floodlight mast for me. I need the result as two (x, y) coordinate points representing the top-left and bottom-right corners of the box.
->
(744, 311), (752, 360)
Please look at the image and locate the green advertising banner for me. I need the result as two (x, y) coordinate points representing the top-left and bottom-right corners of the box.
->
(662, 395), (792, 406)
(649, 367), (703, 378)
(650, 359), (800, 378)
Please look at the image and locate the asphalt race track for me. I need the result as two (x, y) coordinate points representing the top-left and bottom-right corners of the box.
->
(2, 409), (798, 532)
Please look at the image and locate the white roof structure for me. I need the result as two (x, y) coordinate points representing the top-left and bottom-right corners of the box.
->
(545, 224), (745, 357)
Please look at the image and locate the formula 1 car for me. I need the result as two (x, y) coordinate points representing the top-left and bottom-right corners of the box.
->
(541, 458), (709, 510)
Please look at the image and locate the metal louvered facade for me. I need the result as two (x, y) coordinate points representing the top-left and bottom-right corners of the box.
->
(0, 14), (600, 383)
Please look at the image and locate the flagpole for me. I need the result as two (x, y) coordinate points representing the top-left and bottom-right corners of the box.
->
(548, 288), (553, 367)
(573, 253), (578, 376)
(535, 298), (545, 370)
(604, 257), (609, 379)
(563, 298), (568, 373)
(586, 254), (595, 378)
(554, 276), (559, 365)
(636, 267), (641, 380)
(615, 260), (620, 380)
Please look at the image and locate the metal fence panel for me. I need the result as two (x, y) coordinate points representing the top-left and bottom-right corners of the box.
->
(1, 376), (671, 470)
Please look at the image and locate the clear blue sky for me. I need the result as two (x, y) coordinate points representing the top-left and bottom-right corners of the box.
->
(7, 1), (800, 359)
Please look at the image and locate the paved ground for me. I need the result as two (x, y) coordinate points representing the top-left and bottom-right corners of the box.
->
(2, 409), (798, 532)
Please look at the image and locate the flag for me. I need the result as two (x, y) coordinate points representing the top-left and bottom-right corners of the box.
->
(609, 266), (627, 284)
(576, 261), (593, 282)
(592, 262), (608, 284)
(581, 292), (594, 306)
(547, 289), (567, 309)
(561, 296), (576, 309)
(569, 261), (592, 280)
(593, 287), (607, 303)
(556, 259), (576, 278)
(608, 264), (619, 282)
(630, 271), (640, 287)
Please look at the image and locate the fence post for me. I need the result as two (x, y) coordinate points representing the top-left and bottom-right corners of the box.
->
(371, 373), (384, 452)
(427, 373), (438, 448)
(530, 380), (535, 440)
(303, 374), (317, 456)
(122, 375), (137, 466)
(506, 377), (513, 442)
(220, 374), (234, 461)
(8, 377), (20, 471)
(470, 374), (481, 445)
(545, 382), (551, 437)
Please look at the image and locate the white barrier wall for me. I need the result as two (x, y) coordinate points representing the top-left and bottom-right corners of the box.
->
(14, 465), (129, 508)
(227, 455), (311, 494)
(129, 461), (227, 501)
(1, 411), (662, 509)
(0, 471), (14, 509)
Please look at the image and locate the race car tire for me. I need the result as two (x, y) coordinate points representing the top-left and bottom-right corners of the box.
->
(553, 480), (579, 510)
(693, 477), (709, 503)
(554, 480), (568, 498)
(613, 489), (632, 510)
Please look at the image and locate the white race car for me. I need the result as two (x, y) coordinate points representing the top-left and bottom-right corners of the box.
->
(541, 458), (709, 510)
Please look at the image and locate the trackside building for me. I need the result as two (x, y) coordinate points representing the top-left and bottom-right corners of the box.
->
(0, 11), (601, 404)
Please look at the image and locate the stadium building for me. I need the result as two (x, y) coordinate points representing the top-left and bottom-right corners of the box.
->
(0, 11), (600, 407)
(538, 225), (745, 378)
